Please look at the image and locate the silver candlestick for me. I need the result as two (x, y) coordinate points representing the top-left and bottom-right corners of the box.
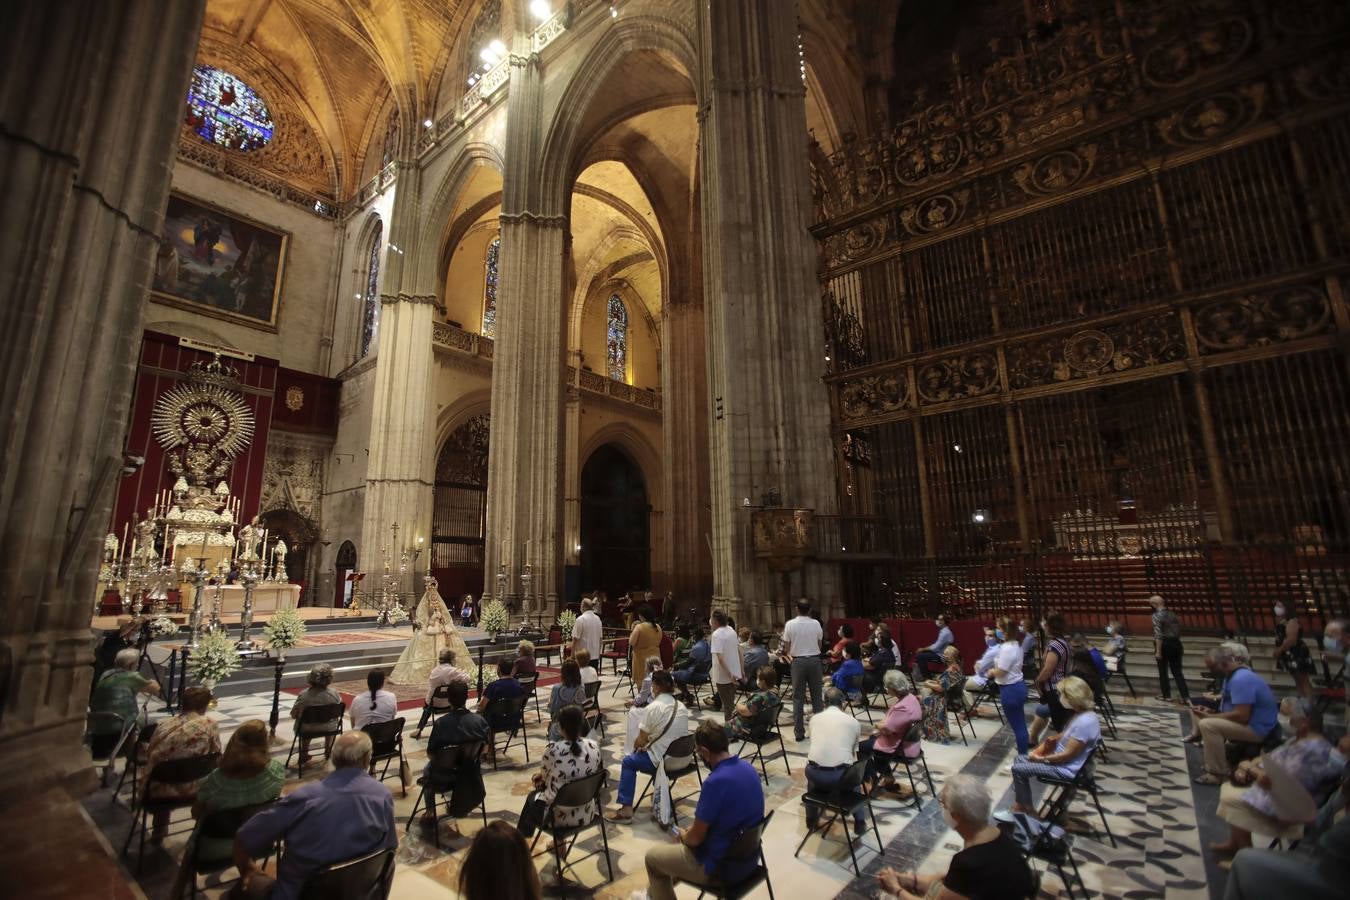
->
(237, 561), (259, 650)
(182, 557), (209, 648)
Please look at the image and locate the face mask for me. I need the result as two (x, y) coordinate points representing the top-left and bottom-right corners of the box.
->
(1277, 714), (1291, 731)
(986, 636), (997, 648)
(1325, 635), (1342, 654)
(1326, 748), (1347, 769)
(941, 805), (957, 828)
(1018, 624), (1026, 633)
(995, 629), (1005, 641)
(1274, 605), (1286, 618)
(1105, 625), (1113, 635)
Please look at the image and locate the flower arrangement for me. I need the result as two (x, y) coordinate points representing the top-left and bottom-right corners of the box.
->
(376, 598), (410, 628)
(479, 599), (510, 638)
(149, 616), (179, 639)
(187, 628), (241, 690)
(262, 606), (307, 657)
(556, 609), (577, 646)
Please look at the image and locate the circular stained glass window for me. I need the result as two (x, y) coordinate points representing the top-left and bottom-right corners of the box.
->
(185, 65), (274, 152)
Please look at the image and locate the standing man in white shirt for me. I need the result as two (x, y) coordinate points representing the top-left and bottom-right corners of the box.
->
(572, 596), (603, 673)
(709, 609), (743, 721)
(782, 598), (825, 741)
(804, 687), (864, 833)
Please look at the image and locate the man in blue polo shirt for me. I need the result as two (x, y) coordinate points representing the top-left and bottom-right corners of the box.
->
(645, 720), (764, 900)
(1194, 642), (1278, 783)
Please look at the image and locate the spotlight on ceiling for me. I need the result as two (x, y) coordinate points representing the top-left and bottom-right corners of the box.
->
(971, 508), (990, 525)
(423, 118), (433, 128)
(530, 0), (552, 21)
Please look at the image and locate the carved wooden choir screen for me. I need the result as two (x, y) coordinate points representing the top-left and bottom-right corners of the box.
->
(814, 0), (1350, 633)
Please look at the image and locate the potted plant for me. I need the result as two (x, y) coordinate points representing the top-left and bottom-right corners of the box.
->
(262, 607), (307, 660)
(187, 628), (242, 692)
(149, 616), (180, 640)
(556, 609), (577, 646)
(479, 598), (510, 641)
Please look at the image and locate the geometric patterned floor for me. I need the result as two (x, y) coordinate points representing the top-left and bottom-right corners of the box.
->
(83, 674), (1222, 899)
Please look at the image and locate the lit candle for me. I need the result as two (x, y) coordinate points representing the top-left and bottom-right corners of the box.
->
(121, 521), (129, 557)
(162, 521), (171, 562)
(129, 537), (137, 563)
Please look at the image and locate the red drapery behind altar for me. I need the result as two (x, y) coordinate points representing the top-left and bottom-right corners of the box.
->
(110, 330), (277, 544)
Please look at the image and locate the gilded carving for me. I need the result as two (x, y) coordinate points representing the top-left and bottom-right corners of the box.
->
(1137, 16), (1253, 87)
(1156, 85), (1265, 147)
(899, 191), (969, 237)
(839, 371), (910, 422)
(915, 353), (999, 403)
(1007, 314), (1185, 389)
(1012, 145), (1098, 196)
(1193, 285), (1333, 353)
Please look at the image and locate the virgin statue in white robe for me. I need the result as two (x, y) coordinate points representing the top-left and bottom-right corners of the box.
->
(389, 576), (473, 685)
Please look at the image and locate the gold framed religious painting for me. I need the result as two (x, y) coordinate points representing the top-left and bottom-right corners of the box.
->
(151, 192), (288, 330)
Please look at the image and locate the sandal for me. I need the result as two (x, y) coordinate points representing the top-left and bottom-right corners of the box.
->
(1194, 773), (1224, 786)
(1182, 734), (1202, 745)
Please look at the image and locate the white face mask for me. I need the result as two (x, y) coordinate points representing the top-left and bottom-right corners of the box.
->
(1274, 605), (1286, 618)
(1105, 625), (1113, 635)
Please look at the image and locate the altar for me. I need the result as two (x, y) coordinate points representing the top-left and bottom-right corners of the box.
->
(199, 583), (300, 614)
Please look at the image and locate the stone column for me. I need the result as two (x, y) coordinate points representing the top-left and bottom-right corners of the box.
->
(361, 161), (437, 584)
(482, 48), (568, 618)
(661, 299), (713, 611)
(0, 0), (205, 796)
(697, 1), (841, 623)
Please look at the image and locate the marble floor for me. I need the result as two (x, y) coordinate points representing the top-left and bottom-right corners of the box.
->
(84, 671), (1224, 900)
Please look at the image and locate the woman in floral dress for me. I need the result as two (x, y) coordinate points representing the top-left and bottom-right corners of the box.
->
(517, 705), (602, 837)
(725, 666), (780, 741)
(919, 646), (962, 744)
(143, 687), (221, 841)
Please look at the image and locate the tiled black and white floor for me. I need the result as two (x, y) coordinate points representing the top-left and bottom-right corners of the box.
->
(86, 678), (1225, 899)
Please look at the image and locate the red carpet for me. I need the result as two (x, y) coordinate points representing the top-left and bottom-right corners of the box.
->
(284, 666), (562, 711)
(296, 630), (409, 647)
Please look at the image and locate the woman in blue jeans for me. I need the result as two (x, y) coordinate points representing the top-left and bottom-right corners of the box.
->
(989, 616), (1030, 755)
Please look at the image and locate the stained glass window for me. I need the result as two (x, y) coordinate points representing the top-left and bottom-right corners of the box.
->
(606, 294), (628, 382)
(482, 235), (500, 338)
(361, 222), (382, 357)
(185, 65), (274, 152)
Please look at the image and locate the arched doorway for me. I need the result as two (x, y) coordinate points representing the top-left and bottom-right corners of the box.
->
(335, 540), (357, 608)
(258, 508), (318, 603)
(579, 444), (651, 602)
(433, 414), (489, 597)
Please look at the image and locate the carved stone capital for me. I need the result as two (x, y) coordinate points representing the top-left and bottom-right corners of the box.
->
(499, 210), (569, 228)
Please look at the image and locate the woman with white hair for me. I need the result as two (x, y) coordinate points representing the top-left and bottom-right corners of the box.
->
(89, 647), (160, 734)
(878, 774), (1035, 899)
(289, 663), (343, 768)
(1009, 675), (1100, 815)
(860, 669), (923, 796)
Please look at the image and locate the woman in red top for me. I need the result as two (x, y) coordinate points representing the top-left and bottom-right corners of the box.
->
(827, 622), (855, 668)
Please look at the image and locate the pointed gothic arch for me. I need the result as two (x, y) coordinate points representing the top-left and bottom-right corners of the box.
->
(432, 413), (490, 597)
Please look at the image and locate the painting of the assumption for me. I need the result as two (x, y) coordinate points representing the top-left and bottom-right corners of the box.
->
(152, 193), (287, 329)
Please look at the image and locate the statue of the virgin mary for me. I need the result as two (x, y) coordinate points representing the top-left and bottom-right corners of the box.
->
(389, 575), (473, 685)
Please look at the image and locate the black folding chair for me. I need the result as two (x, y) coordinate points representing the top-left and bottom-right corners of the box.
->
(887, 722), (936, 810)
(362, 718), (407, 796)
(611, 652), (636, 697)
(843, 673), (874, 725)
(794, 758), (883, 875)
(970, 679), (1007, 726)
(484, 694), (529, 769)
(1000, 810), (1082, 900)
(633, 733), (703, 824)
(285, 702), (345, 775)
(414, 684), (454, 737)
(180, 800), (275, 898)
(517, 672), (543, 722)
(406, 741), (487, 848)
(1106, 650), (1136, 699)
(1033, 744), (1116, 848)
(529, 769), (614, 889)
(734, 698), (791, 784)
(123, 752), (220, 872)
(86, 711), (138, 798)
(297, 846), (396, 900)
(582, 680), (605, 740)
(944, 679), (977, 745)
(682, 811), (776, 900)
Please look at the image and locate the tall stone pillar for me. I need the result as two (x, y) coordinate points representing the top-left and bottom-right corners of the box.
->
(362, 162), (437, 585)
(483, 48), (568, 619)
(661, 299), (713, 614)
(697, 1), (840, 624)
(0, 0), (205, 797)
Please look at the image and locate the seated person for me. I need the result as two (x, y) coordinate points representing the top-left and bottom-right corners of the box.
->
(862, 634), (896, 692)
(420, 681), (491, 839)
(671, 626), (693, 670)
(1212, 700), (1347, 860)
(1182, 649), (1224, 744)
(672, 629), (712, 700)
(511, 640), (537, 678)
(477, 660), (525, 761)
(609, 670), (691, 821)
(827, 623), (855, 666)
(547, 660), (589, 741)
(1067, 635), (1107, 704)
(1223, 813), (1350, 900)
(233, 732), (397, 899)
(804, 688), (864, 834)
(738, 626), (752, 651)
(459, 821), (542, 900)
(878, 775), (1036, 900)
(575, 649), (600, 687)
(89, 647), (161, 736)
(1008, 676), (1099, 816)
(289, 664), (343, 767)
(860, 670), (923, 797)
(963, 633), (1002, 713)
(1100, 621), (1127, 658)
(142, 687), (220, 842)
(830, 641), (865, 694)
(191, 719), (285, 864)
(459, 594), (476, 626)
(350, 670), (397, 731)
(912, 614), (954, 681)
(739, 633), (770, 690)
(644, 721), (765, 900)
(725, 667), (780, 741)
(1195, 642), (1279, 784)
(624, 655), (667, 753)
(413, 649), (471, 737)
(519, 705), (603, 836)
